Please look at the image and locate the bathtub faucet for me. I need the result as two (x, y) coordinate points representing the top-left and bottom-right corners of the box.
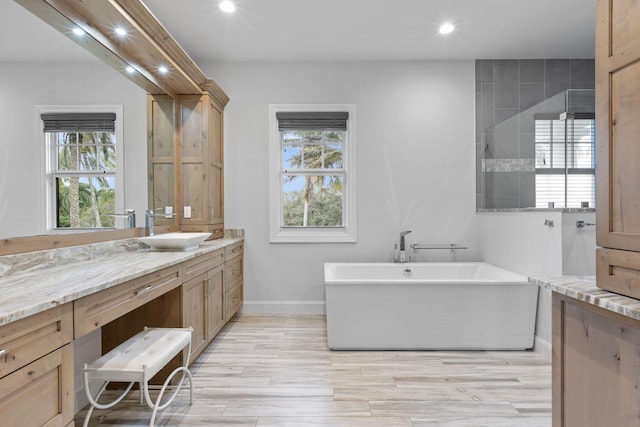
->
(398, 230), (412, 263)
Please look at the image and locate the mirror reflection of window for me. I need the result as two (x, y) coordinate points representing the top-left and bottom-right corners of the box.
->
(534, 116), (595, 208)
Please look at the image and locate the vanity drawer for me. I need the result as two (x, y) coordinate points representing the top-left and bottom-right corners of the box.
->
(0, 343), (73, 427)
(225, 282), (243, 322)
(0, 303), (72, 379)
(74, 265), (182, 337)
(225, 255), (243, 288)
(183, 249), (225, 282)
(225, 241), (243, 262)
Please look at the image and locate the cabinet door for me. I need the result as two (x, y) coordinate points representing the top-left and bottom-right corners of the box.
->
(206, 264), (225, 341)
(553, 294), (640, 426)
(178, 93), (224, 239)
(208, 97), (224, 234)
(182, 273), (207, 363)
(147, 94), (176, 222)
(180, 94), (208, 227)
(0, 344), (73, 427)
(595, 0), (640, 296)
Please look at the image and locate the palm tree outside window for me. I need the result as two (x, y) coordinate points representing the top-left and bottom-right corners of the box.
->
(41, 111), (119, 229)
(269, 105), (357, 243)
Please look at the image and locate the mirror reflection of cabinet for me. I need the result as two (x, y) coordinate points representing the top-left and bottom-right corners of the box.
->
(147, 95), (177, 227)
(178, 86), (228, 239)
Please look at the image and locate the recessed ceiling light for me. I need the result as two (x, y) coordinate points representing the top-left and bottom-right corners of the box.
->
(439, 22), (455, 35)
(72, 27), (85, 36)
(158, 66), (169, 74)
(219, 0), (236, 13)
(115, 27), (127, 37)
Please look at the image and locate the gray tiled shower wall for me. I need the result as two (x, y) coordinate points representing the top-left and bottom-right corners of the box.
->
(475, 59), (595, 209)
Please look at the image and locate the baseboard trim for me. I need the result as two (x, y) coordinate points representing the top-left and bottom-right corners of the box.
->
(533, 335), (552, 362)
(242, 300), (326, 315)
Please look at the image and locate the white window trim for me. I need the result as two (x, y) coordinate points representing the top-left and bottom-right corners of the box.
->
(268, 104), (357, 243)
(36, 105), (125, 233)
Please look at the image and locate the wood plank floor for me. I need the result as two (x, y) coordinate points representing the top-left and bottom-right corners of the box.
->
(75, 314), (551, 426)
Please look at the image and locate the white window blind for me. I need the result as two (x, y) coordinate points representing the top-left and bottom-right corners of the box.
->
(534, 117), (595, 208)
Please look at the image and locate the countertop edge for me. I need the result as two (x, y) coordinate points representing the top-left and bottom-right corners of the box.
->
(530, 275), (640, 322)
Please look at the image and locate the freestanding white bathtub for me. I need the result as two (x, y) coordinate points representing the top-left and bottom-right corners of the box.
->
(324, 262), (538, 350)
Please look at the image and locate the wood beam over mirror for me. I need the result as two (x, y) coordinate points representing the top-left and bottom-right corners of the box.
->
(16, 0), (210, 97)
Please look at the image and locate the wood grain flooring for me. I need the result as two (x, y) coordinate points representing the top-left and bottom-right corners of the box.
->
(75, 314), (551, 426)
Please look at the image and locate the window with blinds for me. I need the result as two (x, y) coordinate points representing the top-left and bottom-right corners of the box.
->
(534, 116), (595, 208)
(269, 105), (357, 243)
(40, 108), (122, 230)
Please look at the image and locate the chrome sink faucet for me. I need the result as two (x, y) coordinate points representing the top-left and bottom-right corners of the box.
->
(108, 209), (136, 229)
(145, 208), (174, 236)
(398, 230), (412, 263)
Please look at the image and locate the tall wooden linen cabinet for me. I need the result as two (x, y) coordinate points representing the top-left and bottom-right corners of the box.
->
(148, 83), (228, 238)
(595, 0), (640, 298)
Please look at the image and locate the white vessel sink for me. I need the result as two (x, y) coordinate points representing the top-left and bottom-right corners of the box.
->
(139, 232), (212, 251)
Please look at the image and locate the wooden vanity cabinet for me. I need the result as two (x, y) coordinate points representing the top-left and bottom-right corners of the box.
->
(0, 304), (74, 427)
(552, 293), (640, 426)
(178, 87), (227, 239)
(595, 0), (640, 298)
(181, 249), (226, 363)
(224, 241), (244, 321)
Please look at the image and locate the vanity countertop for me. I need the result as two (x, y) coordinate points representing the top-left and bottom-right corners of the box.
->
(0, 235), (243, 327)
(530, 275), (640, 321)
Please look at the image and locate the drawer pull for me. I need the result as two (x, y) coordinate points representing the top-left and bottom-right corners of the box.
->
(0, 349), (5, 358)
(232, 247), (241, 253)
(134, 285), (153, 296)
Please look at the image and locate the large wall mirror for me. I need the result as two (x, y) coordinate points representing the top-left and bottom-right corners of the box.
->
(0, 1), (176, 241)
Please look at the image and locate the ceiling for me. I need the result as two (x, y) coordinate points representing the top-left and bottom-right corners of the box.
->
(1, 0), (595, 63)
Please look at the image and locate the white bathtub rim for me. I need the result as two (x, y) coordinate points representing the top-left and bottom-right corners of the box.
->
(324, 261), (529, 285)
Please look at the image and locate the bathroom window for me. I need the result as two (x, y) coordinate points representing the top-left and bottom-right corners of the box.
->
(39, 106), (124, 231)
(534, 115), (595, 208)
(269, 104), (356, 242)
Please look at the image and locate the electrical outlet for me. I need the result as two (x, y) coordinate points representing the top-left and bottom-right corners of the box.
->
(184, 206), (191, 218)
(165, 206), (173, 218)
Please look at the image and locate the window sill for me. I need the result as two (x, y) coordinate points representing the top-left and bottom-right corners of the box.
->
(270, 228), (356, 243)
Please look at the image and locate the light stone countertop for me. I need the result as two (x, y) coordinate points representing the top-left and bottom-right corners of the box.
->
(530, 275), (640, 321)
(0, 235), (243, 327)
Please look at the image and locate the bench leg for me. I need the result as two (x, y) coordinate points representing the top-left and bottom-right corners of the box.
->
(147, 366), (193, 427)
(83, 379), (135, 427)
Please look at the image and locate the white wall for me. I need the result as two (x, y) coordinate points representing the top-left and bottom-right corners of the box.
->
(204, 61), (477, 311)
(0, 61), (148, 238)
(477, 210), (596, 360)
(562, 212), (596, 275)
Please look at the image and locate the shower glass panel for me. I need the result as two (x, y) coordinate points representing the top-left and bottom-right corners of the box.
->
(482, 89), (595, 209)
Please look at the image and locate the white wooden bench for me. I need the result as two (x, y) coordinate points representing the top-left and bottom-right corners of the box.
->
(82, 327), (193, 427)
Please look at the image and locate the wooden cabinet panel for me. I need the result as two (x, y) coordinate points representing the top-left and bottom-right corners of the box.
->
(224, 247), (243, 321)
(0, 344), (73, 427)
(610, 0), (640, 57)
(178, 92), (224, 239)
(182, 273), (208, 362)
(225, 241), (244, 262)
(553, 294), (640, 426)
(225, 282), (243, 322)
(183, 249), (225, 282)
(147, 95), (176, 225)
(609, 62), (640, 237)
(0, 303), (72, 379)
(596, 0), (640, 296)
(207, 264), (225, 341)
(225, 255), (243, 289)
(74, 264), (182, 337)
